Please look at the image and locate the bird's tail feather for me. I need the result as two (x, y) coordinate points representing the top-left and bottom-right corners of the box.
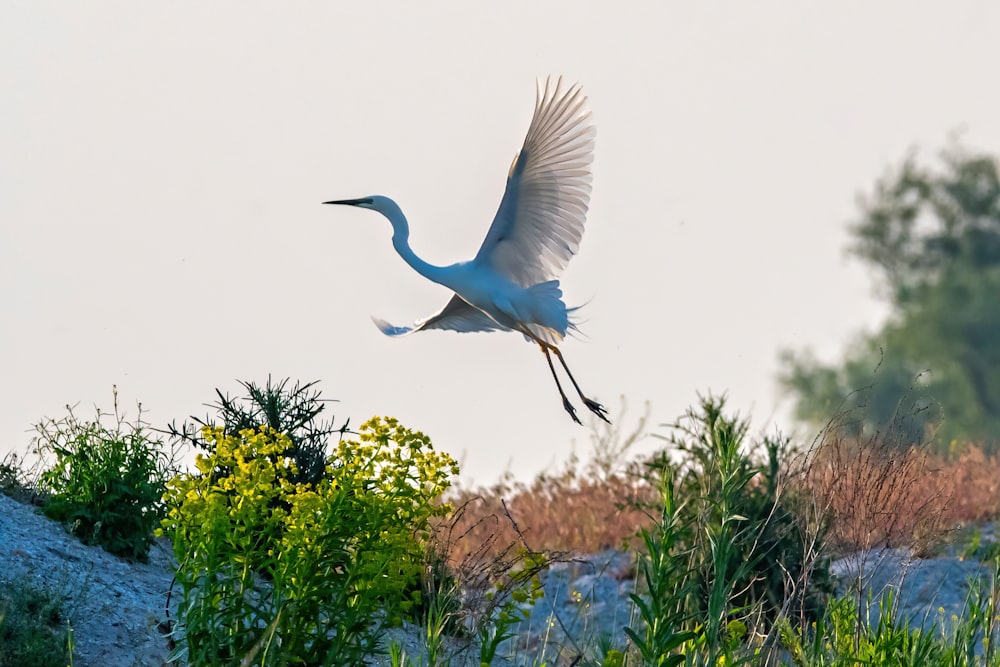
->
(565, 293), (594, 339)
(372, 316), (415, 336)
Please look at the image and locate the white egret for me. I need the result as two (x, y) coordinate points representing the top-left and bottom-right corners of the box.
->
(325, 76), (608, 424)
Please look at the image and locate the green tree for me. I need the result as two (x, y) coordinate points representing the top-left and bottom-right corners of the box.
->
(780, 143), (1000, 449)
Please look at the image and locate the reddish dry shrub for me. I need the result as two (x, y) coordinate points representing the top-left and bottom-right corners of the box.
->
(438, 468), (656, 567)
(938, 444), (1000, 523)
(433, 401), (659, 569)
(798, 428), (1000, 556)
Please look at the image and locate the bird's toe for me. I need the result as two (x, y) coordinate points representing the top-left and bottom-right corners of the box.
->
(584, 398), (611, 424)
(562, 397), (582, 425)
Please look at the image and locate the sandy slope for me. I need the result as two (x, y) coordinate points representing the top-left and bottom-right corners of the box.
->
(0, 493), (176, 667)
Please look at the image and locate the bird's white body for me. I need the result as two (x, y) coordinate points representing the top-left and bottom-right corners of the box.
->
(375, 195), (572, 345)
(436, 263), (570, 345)
(326, 77), (606, 423)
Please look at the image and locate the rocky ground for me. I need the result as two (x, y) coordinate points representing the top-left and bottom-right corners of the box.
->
(0, 493), (176, 666)
(1, 491), (995, 666)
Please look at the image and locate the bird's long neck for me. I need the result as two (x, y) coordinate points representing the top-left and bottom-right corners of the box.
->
(384, 206), (448, 285)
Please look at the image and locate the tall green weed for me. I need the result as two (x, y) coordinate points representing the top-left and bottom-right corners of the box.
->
(34, 390), (171, 561)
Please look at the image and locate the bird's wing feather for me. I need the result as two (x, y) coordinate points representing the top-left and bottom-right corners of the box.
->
(372, 294), (509, 336)
(474, 76), (595, 287)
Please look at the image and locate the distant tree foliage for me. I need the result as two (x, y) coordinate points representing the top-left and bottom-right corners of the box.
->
(779, 143), (1000, 450)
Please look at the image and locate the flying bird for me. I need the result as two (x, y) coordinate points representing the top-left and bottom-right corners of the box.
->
(325, 76), (608, 424)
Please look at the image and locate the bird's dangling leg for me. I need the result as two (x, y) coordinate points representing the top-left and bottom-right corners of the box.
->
(552, 347), (611, 424)
(541, 345), (580, 424)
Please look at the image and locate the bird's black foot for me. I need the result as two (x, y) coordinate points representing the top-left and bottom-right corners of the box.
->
(584, 397), (611, 424)
(562, 396), (582, 425)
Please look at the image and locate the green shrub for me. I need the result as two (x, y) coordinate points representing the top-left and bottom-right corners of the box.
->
(167, 377), (348, 487)
(161, 416), (459, 667)
(34, 391), (171, 561)
(626, 394), (833, 664)
(0, 579), (70, 667)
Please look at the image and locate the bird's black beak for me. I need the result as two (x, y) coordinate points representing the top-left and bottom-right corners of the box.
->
(323, 198), (372, 206)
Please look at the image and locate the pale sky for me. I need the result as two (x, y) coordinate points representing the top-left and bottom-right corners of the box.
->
(3, 2), (1000, 484)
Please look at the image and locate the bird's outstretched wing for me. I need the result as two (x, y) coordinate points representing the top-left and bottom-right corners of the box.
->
(474, 76), (595, 288)
(372, 294), (509, 336)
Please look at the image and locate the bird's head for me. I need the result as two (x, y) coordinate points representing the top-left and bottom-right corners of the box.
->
(323, 195), (398, 215)
(323, 195), (408, 237)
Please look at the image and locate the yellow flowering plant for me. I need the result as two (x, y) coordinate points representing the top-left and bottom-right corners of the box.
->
(160, 416), (459, 667)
